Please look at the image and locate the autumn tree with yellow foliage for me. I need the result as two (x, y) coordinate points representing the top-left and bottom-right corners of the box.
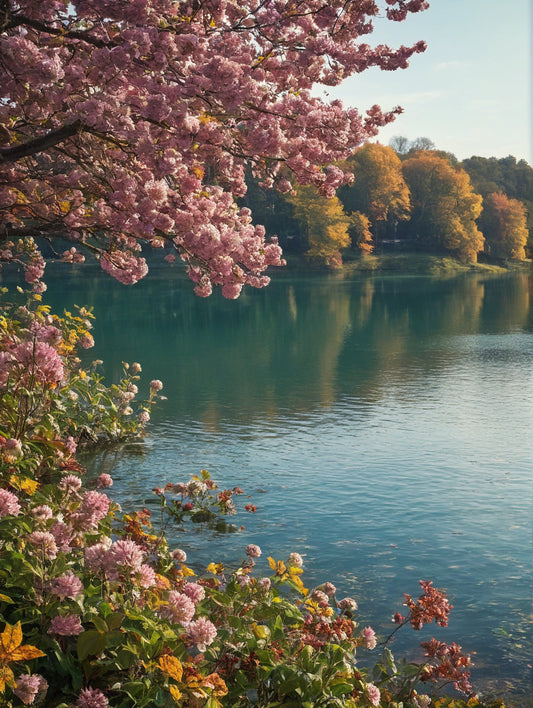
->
(288, 185), (352, 266)
(338, 143), (411, 249)
(401, 152), (484, 262)
(479, 192), (528, 260)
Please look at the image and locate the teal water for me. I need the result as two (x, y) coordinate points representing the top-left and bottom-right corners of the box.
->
(37, 264), (533, 703)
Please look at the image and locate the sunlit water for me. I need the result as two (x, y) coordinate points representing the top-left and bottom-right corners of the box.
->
(32, 264), (533, 704)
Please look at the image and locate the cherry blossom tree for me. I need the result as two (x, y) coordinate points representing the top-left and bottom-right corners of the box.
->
(0, 0), (428, 297)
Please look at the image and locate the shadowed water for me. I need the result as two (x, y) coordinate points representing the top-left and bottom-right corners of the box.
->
(37, 264), (533, 704)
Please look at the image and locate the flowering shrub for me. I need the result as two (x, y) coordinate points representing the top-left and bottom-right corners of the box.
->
(0, 291), (506, 707)
(0, 286), (161, 481)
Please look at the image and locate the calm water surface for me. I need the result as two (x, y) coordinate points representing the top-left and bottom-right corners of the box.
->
(41, 264), (533, 704)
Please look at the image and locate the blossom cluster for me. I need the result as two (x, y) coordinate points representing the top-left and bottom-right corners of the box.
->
(0, 0), (428, 295)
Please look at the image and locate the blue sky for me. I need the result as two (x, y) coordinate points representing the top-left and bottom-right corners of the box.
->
(327, 0), (531, 163)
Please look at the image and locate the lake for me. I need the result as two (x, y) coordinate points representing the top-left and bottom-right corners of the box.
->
(38, 263), (533, 705)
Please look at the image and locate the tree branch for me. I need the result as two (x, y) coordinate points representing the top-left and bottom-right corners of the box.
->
(0, 121), (85, 162)
(6, 14), (111, 48)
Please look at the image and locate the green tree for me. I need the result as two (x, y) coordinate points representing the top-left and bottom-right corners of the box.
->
(402, 151), (484, 262)
(288, 185), (352, 266)
(479, 192), (528, 260)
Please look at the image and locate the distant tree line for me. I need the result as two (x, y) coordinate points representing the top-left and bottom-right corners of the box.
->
(242, 138), (532, 266)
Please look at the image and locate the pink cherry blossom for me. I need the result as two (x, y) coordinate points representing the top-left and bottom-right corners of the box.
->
(0, 0), (427, 296)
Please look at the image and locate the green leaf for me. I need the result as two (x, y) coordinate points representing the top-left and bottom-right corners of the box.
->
(77, 629), (106, 661)
(115, 648), (138, 670)
(90, 615), (109, 633)
(98, 602), (113, 619)
(383, 647), (397, 674)
(106, 612), (125, 631)
(330, 681), (353, 697)
(271, 614), (285, 641)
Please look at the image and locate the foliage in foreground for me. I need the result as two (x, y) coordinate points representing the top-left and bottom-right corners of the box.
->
(0, 289), (506, 708)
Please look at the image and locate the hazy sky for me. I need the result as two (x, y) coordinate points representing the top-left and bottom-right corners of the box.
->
(326, 0), (531, 163)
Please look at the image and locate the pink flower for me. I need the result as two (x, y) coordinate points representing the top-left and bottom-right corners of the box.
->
(48, 614), (83, 636)
(27, 531), (58, 559)
(96, 473), (113, 489)
(12, 340), (64, 385)
(258, 577), (271, 591)
(138, 564), (156, 589)
(50, 521), (74, 552)
(404, 580), (452, 630)
(13, 674), (48, 705)
(79, 333), (94, 349)
(2, 438), (22, 461)
(149, 379), (163, 391)
(61, 247), (85, 264)
(235, 574), (251, 588)
(31, 505), (54, 522)
(311, 590), (329, 606)
(63, 436), (77, 456)
(338, 597), (358, 612)
(49, 571), (83, 599)
(84, 540), (112, 571)
(288, 552), (303, 567)
(186, 617), (217, 651)
(59, 474), (82, 493)
(100, 251), (148, 285)
(0, 488), (21, 518)
(158, 591), (196, 625)
(106, 539), (145, 570)
(171, 548), (187, 562)
(366, 683), (381, 707)
(75, 491), (111, 529)
(245, 544), (261, 558)
(76, 687), (109, 708)
(362, 626), (377, 650)
(320, 582), (336, 597)
(182, 583), (205, 604)
(138, 411), (150, 424)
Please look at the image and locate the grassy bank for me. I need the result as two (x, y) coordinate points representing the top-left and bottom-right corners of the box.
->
(282, 252), (532, 277)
